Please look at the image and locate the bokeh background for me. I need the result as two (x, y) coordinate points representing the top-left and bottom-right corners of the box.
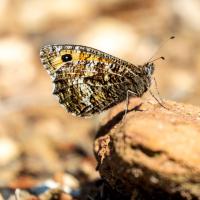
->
(0, 0), (200, 196)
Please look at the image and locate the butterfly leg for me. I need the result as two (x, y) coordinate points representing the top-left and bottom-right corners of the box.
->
(149, 77), (169, 110)
(153, 77), (164, 103)
(149, 89), (169, 110)
(122, 90), (137, 122)
(120, 90), (137, 152)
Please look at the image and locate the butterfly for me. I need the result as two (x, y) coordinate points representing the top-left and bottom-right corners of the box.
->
(40, 44), (156, 117)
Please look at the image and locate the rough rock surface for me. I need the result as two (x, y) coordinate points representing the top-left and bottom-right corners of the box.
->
(94, 98), (200, 199)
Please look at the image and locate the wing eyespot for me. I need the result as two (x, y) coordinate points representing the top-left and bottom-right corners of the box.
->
(61, 54), (72, 62)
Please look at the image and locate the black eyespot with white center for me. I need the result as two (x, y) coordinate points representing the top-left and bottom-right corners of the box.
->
(61, 54), (72, 62)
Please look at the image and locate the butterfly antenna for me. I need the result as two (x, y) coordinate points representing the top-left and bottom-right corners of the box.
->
(147, 36), (175, 63)
(149, 56), (165, 63)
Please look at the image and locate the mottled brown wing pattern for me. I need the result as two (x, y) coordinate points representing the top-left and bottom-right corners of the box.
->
(52, 63), (133, 116)
(40, 44), (154, 117)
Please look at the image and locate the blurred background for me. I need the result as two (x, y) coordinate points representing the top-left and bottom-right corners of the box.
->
(0, 0), (200, 196)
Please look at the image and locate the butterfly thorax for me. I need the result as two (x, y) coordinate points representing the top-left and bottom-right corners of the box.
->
(121, 62), (154, 97)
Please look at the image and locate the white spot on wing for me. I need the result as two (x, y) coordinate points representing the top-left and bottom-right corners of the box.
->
(79, 81), (93, 107)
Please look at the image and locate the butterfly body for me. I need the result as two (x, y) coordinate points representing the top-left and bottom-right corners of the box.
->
(40, 44), (154, 117)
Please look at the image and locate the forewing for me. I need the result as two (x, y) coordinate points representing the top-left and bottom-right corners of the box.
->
(40, 44), (133, 116)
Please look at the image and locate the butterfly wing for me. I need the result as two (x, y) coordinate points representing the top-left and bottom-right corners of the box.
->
(40, 44), (136, 117)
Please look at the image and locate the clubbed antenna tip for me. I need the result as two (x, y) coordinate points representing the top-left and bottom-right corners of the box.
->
(150, 56), (165, 63)
(161, 56), (165, 60)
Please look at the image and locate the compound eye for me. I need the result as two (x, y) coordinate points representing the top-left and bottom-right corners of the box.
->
(61, 54), (72, 62)
(145, 63), (154, 75)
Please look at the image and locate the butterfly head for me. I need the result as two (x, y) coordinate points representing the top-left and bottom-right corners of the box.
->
(143, 62), (155, 77)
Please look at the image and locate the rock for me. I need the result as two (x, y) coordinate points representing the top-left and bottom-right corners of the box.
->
(39, 188), (72, 200)
(94, 98), (200, 199)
